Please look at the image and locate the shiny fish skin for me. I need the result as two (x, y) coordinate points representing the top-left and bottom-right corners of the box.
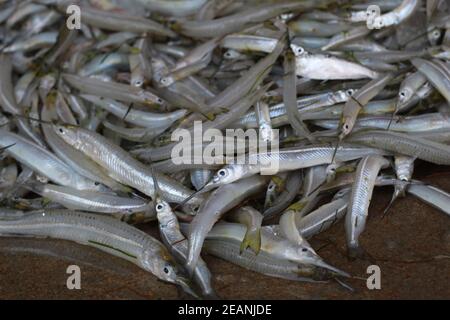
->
(41, 96), (127, 192)
(291, 45), (379, 80)
(264, 171), (303, 220)
(348, 130), (450, 165)
(0, 129), (99, 191)
(222, 34), (279, 54)
(155, 197), (216, 298)
(0, 54), (45, 147)
(195, 222), (349, 278)
(0, 210), (187, 288)
(232, 90), (352, 128)
(190, 169), (214, 192)
(206, 37), (285, 112)
(52, 125), (203, 206)
(79, 95), (187, 129)
(3, 32), (58, 53)
(62, 73), (165, 107)
(340, 73), (393, 138)
(25, 182), (154, 218)
(203, 239), (320, 282)
(299, 189), (351, 239)
(204, 145), (389, 189)
(137, 0), (208, 17)
(315, 113), (450, 133)
(407, 184), (450, 216)
(411, 58), (450, 104)
(186, 176), (269, 275)
(56, 3), (176, 37)
(371, 0), (420, 29)
(284, 47), (315, 142)
(78, 53), (129, 77)
(178, 1), (327, 38)
(345, 155), (390, 256)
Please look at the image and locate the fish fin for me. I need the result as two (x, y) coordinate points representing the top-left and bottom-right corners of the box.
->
(240, 228), (262, 255)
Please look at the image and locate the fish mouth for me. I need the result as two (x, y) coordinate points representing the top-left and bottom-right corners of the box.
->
(312, 259), (350, 278)
(175, 276), (200, 299)
(196, 182), (216, 194)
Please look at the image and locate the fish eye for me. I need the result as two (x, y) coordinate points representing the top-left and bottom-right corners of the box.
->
(302, 248), (308, 252)
(58, 128), (65, 134)
(163, 267), (169, 274)
(399, 91), (406, 97)
(218, 169), (227, 177)
(346, 89), (354, 96)
(156, 204), (164, 211)
(94, 182), (100, 186)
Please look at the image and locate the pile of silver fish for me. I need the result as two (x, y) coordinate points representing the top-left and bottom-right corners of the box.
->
(0, 0), (449, 299)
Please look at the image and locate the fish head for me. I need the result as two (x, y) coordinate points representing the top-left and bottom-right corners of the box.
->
(371, 17), (384, 29)
(223, 49), (243, 60)
(52, 124), (81, 148)
(344, 89), (355, 98)
(155, 197), (176, 224)
(159, 75), (174, 87)
(294, 242), (319, 262)
(333, 187), (351, 200)
(145, 247), (198, 297)
(264, 181), (278, 208)
(428, 29), (442, 46)
(143, 247), (180, 284)
(339, 115), (354, 138)
(290, 44), (307, 57)
(292, 243), (350, 279)
(398, 87), (412, 104)
(201, 165), (243, 192)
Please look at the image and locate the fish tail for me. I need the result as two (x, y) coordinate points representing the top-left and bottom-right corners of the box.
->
(347, 245), (365, 260)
